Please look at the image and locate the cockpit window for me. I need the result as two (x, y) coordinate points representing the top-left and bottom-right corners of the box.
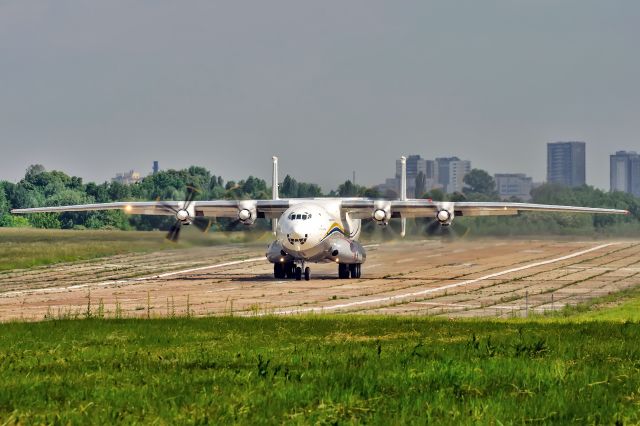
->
(288, 212), (312, 220)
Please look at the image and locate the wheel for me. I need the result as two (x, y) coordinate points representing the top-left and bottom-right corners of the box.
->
(285, 262), (294, 279)
(274, 263), (285, 279)
(304, 267), (310, 281)
(338, 263), (349, 279)
(295, 266), (302, 281)
(349, 264), (357, 279)
(356, 264), (362, 278)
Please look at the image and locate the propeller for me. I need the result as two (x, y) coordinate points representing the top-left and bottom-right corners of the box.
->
(420, 217), (469, 240)
(212, 187), (271, 241)
(157, 185), (212, 242)
(363, 217), (403, 242)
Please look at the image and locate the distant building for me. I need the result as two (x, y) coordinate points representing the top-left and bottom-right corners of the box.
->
(435, 157), (471, 193)
(610, 151), (640, 196)
(153, 161), (159, 175)
(112, 170), (142, 185)
(395, 155), (428, 197)
(495, 173), (533, 201)
(424, 160), (438, 193)
(547, 141), (586, 187)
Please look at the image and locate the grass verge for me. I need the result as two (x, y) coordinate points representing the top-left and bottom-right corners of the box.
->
(1, 316), (639, 424)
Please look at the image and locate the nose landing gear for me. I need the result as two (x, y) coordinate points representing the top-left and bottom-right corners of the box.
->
(294, 265), (311, 281)
(275, 261), (310, 281)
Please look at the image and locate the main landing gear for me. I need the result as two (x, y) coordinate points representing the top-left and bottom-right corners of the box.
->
(338, 263), (361, 279)
(274, 262), (310, 281)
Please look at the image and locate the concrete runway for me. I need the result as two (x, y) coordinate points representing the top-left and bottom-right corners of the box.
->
(1, 239), (639, 321)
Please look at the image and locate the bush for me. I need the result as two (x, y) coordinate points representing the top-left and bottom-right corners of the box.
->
(0, 214), (31, 228)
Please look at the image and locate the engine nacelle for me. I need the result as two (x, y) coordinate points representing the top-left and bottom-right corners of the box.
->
(436, 209), (453, 226)
(237, 201), (257, 225)
(372, 202), (391, 226)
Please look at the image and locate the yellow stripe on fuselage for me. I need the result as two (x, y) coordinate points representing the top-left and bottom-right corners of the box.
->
(323, 222), (345, 239)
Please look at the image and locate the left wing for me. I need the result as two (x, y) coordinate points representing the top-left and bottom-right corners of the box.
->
(341, 199), (629, 220)
(11, 199), (294, 220)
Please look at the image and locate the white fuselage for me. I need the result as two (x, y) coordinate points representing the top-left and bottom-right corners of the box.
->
(269, 201), (363, 264)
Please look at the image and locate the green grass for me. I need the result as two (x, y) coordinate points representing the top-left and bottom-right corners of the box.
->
(0, 228), (254, 271)
(553, 285), (640, 322)
(1, 316), (639, 424)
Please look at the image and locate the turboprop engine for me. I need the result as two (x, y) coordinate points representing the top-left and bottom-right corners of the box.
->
(435, 202), (455, 226)
(372, 201), (391, 226)
(436, 209), (453, 225)
(237, 201), (258, 225)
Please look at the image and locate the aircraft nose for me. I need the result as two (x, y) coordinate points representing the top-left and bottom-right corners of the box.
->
(290, 223), (307, 239)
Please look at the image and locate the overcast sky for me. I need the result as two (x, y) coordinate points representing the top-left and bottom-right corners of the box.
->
(1, 1), (638, 191)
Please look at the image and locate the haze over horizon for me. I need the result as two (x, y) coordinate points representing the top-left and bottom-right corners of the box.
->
(1, 1), (639, 191)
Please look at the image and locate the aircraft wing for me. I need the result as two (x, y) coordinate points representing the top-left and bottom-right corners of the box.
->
(11, 199), (294, 219)
(341, 199), (629, 219)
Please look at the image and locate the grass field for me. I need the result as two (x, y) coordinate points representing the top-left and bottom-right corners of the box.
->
(1, 316), (639, 424)
(555, 285), (640, 322)
(0, 228), (251, 271)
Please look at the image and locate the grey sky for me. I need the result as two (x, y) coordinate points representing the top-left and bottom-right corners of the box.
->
(1, 1), (638, 191)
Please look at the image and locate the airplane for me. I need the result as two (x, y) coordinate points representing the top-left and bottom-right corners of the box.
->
(12, 156), (628, 281)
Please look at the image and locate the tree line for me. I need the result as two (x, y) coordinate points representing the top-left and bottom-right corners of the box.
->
(1, 165), (639, 235)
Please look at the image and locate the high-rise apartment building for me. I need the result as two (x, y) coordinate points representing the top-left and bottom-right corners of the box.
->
(435, 157), (471, 193)
(547, 141), (586, 187)
(610, 151), (640, 196)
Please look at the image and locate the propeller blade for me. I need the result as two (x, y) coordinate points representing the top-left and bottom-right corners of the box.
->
(166, 221), (182, 242)
(451, 222), (470, 239)
(192, 217), (212, 233)
(183, 185), (200, 210)
(425, 219), (441, 236)
(158, 201), (178, 214)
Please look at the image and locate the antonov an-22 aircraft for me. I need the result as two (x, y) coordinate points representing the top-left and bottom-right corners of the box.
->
(12, 157), (628, 281)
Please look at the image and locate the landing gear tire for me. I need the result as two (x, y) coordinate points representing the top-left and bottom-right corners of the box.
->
(285, 262), (295, 279)
(274, 263), (285, 279)
(338, 263), (349, 279)
(295, 266), (302, 281)
(304, 267), (310, 281)
(349, 264), (356, 278)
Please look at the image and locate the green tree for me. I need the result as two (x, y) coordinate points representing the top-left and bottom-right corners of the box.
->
(280, 175), (299, 198)
(337, 180), (369, 197)
(0, 182), (8, 215)
(28, 213), (61, 229)
(424, 188), (445, 201)
(463, 169), (496, 197)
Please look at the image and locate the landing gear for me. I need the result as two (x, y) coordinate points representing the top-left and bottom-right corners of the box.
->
(349, 264), (361, 279)
(338, 263), (349, 279)
(274, 263), (285, 279)
(284, 262), (295, 279)
(274, 261), (311, 281)
(339, 263), (361, 279)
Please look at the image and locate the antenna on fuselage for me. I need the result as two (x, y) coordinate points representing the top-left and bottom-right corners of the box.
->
(272, 156), (279, 235)
(400, 155), (407, 237)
